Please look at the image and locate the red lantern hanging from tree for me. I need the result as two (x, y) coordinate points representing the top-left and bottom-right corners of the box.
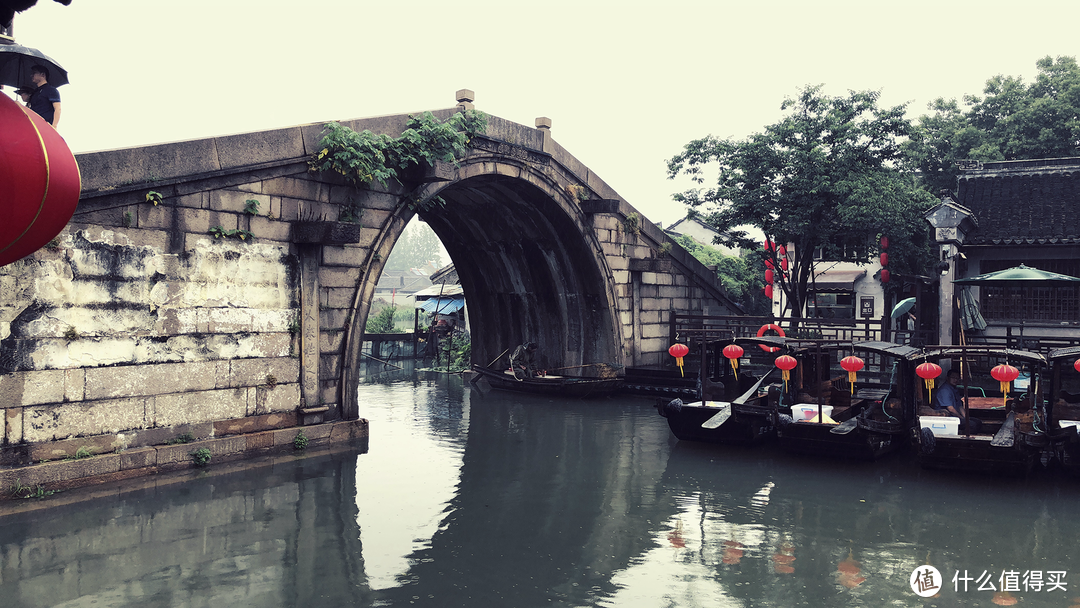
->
(764, 284), (774, 299)
(880, 236), (889, 250)
(764, 258), (773, 269)
(991, 363), (1020, 408)
(879, 252), (888, 267)
(776, 245), (787, 257)
(880, 268), (890, 284)
(916, 361), (942, 405)
(765, 268), (774, 284)
(780, 257), (789, 272)
(669, 343), (689, 377)
(775, 354), (797, 392)
(723, 344), (744, 379)
(840, 355), (865, 395)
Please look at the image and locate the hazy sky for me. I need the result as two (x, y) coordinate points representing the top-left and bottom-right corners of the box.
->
(9, 0), (1080, 226)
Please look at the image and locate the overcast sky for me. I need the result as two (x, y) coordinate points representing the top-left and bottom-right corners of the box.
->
(9, 0), (1080, 227)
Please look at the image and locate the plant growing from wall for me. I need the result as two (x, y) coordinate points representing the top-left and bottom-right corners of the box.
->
(190, 447), (212, 467)
(244, 199), (261, 215)
(309, 110), (487, 210)
(123, 212), (133, 228)
(623, 212), (640, 236)
(146, 191), (163, 206)
(265, 373), (278, 389)
(209, 226), (254, 241)
(63, 326), (79, 342)
(293, 430), (309, 451)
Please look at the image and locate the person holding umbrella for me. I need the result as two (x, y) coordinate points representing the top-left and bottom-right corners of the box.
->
(27, 64), (59, 128)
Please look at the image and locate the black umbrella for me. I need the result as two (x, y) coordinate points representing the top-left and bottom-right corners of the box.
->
(0, 43), (68, 88)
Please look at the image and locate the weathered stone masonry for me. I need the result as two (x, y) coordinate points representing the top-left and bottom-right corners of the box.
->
(0, 102), (738, 461)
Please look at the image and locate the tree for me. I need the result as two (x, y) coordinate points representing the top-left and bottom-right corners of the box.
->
(671, 234), (770, 315)
(907, 56), (1080, 194)
(385, 220), (443, 272)
(668, 85), (935, 323)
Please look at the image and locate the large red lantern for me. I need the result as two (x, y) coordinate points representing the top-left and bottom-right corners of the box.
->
(991, 363), (1020, 408)
(776, 245), (787, 257)
(916, 361), (942, 404)
(780, 257), (789, 272)
(764, 258), (774, 269)
(775, 354), (797, 391)
(0, 94), (81, 267)
(879, 252), (888, 267)
(840, 355), (865, 395)
(764, 284), (774, 299)
(880, 236), (889, 250)
(669, 343), (690, 377)
(765, 268), (774, 284)
(880, 268), (890, 284)
(723, 344), (744, 379)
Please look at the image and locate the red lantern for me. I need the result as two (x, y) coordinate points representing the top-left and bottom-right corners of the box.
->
(776, 245), (787, 257)
(780, 257), (789, 272)
(991, 363), (1020, 407)
(879, 252), (888, 267)
(765, 268), (774, 284)
(764, 240), (774, 251)
(1074, 359), (1080, 374)
(0, 95), (81, 266)
(764, 284), (774, 299)
(723, 344), (744, 379)
(916, 361), (942, 404)
(840, 355), (865, 395)
(669, 343), (690, 377)
(880, 268), (890, 284)
(764, 258), (774, 269)
(775, 354), (797, 391)
(880, 236), (889, 250)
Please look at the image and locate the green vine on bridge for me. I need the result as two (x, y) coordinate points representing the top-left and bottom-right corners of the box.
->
(309, 110), (487, 211)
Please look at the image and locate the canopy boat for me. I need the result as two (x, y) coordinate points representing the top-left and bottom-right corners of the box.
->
(657, 336), (785, 445)
(1044, 346), (1080, 474)
(912, 345), (1048, 475)
(774, 340), (920, 460)
(470, 364), (622, 398)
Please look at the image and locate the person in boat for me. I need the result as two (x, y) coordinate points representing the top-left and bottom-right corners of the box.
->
(931, 368), (983, 433)
(510, 341), (539, 378)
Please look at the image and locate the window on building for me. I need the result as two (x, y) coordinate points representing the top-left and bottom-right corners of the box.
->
(807, 292), (855, 319)
(978, 259), (1080, 322)
(813, 235), (871, 262)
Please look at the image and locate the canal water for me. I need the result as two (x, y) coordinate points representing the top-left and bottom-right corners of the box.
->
(2, 372), (1080, 607)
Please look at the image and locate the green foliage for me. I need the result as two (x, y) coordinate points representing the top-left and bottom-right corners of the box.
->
(287, 315), (301, 335)
(146, 191), (163, 206)
(366, 305), (402, 334)
(190, 447), (212, 467)
(209, 226), (254, 241)
(907, 55), (1080, 194)
(265, 373), (277, 389)
(668, 85), (935, 320)
(623, 212), (640, 235)
(309, 110), (488, 197)
(384, 220), (443, 271)
(65, 446), (94, 460)
(9, 479), (55, 499)
(431, 330), (471, 373)
(63, 326), (79, 342)
(123, 211), (133, 228)
(339, 198), (362, 223)
(244, 199), (261, 215)
(293, 430), (309, 451)
(168, 432), (195, 445)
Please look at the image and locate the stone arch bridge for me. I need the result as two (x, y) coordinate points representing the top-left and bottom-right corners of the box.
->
(0, 93), (737, 451)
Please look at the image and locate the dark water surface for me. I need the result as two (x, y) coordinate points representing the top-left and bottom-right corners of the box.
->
(3, 373), (1080, 607)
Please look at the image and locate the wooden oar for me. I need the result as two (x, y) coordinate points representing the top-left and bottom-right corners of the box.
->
(991, 410), (1017, 447)
(702, 370), (774, 429)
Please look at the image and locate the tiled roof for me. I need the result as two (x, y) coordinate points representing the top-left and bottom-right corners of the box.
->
(956, 158), (1080, 245)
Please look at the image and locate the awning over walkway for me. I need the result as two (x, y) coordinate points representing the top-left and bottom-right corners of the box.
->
(810, 269), (867, 292)
(418, 297), (465, 314)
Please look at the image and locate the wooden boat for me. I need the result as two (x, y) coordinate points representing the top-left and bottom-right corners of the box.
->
(1044, 346), (1080, 474)
(657, 336), (785, 446)
(912, 346), (1048, 475)
(774, 340), (920, 460)
(470, 364), (622, 398)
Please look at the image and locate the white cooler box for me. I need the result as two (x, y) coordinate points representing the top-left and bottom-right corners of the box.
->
(920, 416), (960, 436)
(791, 404), (833, 422)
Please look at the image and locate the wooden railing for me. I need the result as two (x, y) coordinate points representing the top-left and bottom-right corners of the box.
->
(669, 314), (888, 351)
